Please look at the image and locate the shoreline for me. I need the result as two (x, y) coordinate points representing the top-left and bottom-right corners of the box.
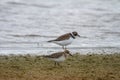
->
(0, 47), (120, 55)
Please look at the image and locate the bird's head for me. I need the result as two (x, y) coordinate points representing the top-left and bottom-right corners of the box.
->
(72, 31), (80, 38)
(64, 50), (72, 56)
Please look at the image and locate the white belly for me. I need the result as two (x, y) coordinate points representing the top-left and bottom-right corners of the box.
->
(50, 55), (66, 62)
(53, 38), (73, 46)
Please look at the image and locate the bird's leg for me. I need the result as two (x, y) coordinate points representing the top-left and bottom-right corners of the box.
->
(57, 62), (60, 66)
(54, 62), (57, 66)
(64, 46), (67, 50)
(62, 46), (65, 50)
(62, 46), (67, 50)
(57, 62), (62, 67)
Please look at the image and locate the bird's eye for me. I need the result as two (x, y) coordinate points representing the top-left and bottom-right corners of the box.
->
(72, 31), (78, 36)
(74, 33), (77, 36)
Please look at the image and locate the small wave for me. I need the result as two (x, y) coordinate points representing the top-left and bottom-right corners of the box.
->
(30, 4), (56, 8)
(104, 32), (120, 36)
(7, 1), (28, 6)
(7, 1), (56, 8)
(10, 34), (57, 38)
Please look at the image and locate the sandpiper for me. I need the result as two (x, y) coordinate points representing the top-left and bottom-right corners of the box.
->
(48, 31), (80, 49)
(43, 50), (72, 66)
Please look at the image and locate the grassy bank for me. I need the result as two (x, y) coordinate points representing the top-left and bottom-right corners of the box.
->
(0, 53), (120, 80)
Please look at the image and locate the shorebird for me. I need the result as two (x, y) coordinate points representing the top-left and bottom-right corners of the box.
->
(43, 50), (72, 66)
(48, 31), (80, 49)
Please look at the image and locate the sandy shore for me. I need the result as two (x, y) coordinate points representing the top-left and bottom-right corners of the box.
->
(0, 53), (120, 80)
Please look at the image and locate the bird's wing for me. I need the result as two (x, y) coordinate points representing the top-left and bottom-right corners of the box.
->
(47, 33), (71, 42)
(45, 52), (63, 58)
(54, 33), (71, 41)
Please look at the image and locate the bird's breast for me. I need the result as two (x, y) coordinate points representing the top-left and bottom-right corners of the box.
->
(51, 55), (66, 62)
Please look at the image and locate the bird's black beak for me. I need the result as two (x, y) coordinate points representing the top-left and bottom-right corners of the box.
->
(78, 34), (80, 37)
(69, 53), (73, 56)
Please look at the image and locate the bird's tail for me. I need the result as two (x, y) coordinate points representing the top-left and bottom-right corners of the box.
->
(47, 40), (54, 42)
(42, 55), (50, 58)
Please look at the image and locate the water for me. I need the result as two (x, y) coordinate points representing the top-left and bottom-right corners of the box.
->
(0, 0), (120, 55)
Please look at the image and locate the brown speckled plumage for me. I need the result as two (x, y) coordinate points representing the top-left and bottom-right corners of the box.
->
(43, 50), (72, 58)
(48, 33), (71, 42)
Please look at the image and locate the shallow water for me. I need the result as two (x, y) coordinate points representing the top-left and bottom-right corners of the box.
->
(0, 0), (120, 54)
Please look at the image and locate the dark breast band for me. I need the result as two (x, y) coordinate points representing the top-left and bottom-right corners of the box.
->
(70, 33), (75, 39)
